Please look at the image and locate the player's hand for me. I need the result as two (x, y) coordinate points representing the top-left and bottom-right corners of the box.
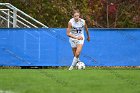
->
(87, 36), (90, 42)
(77, 36), (83, 40)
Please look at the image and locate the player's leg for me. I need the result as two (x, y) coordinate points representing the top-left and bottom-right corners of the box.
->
(72, 48), (76, 56)
(69, 39), (78, 70)
(75, 44), (83, 59)
(69, 39), (84, 70)
(75, 37), (84, 60)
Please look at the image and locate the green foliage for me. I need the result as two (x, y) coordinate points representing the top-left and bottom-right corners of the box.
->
(0, 0), (139, 28)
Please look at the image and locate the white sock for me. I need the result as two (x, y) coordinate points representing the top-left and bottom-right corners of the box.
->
(71, 57), (78, 67)
(77, 58), (80, 62)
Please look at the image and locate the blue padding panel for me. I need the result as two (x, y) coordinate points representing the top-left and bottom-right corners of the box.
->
(0, 28), (140, 66)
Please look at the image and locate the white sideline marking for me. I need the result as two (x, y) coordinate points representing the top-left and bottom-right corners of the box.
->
(0, 90), (15, 93)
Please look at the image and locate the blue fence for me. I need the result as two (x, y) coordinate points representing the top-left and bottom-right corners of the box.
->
(0, 28), (140, 66)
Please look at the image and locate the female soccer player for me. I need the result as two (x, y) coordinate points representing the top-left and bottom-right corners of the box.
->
(67, 9), (90, 70)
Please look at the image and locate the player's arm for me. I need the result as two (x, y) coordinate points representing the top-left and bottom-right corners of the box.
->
(67, 22), (83, 40)
(85, 22), (90, 41)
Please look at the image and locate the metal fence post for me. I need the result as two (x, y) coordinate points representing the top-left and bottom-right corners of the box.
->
(13, 9), (17, 28)
(7, 9), (10, 28)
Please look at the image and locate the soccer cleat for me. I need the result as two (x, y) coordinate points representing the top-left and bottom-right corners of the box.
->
(68, 66), (73, 70)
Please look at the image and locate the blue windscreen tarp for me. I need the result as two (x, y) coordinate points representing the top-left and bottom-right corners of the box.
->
(0, 28), (140, 66)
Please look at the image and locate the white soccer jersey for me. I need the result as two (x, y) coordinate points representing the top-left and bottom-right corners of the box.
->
(69, 18), (85, 47)
(69, 18), (85, 37)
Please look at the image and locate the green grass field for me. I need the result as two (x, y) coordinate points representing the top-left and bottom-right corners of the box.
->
(0, 68), (140, 93)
